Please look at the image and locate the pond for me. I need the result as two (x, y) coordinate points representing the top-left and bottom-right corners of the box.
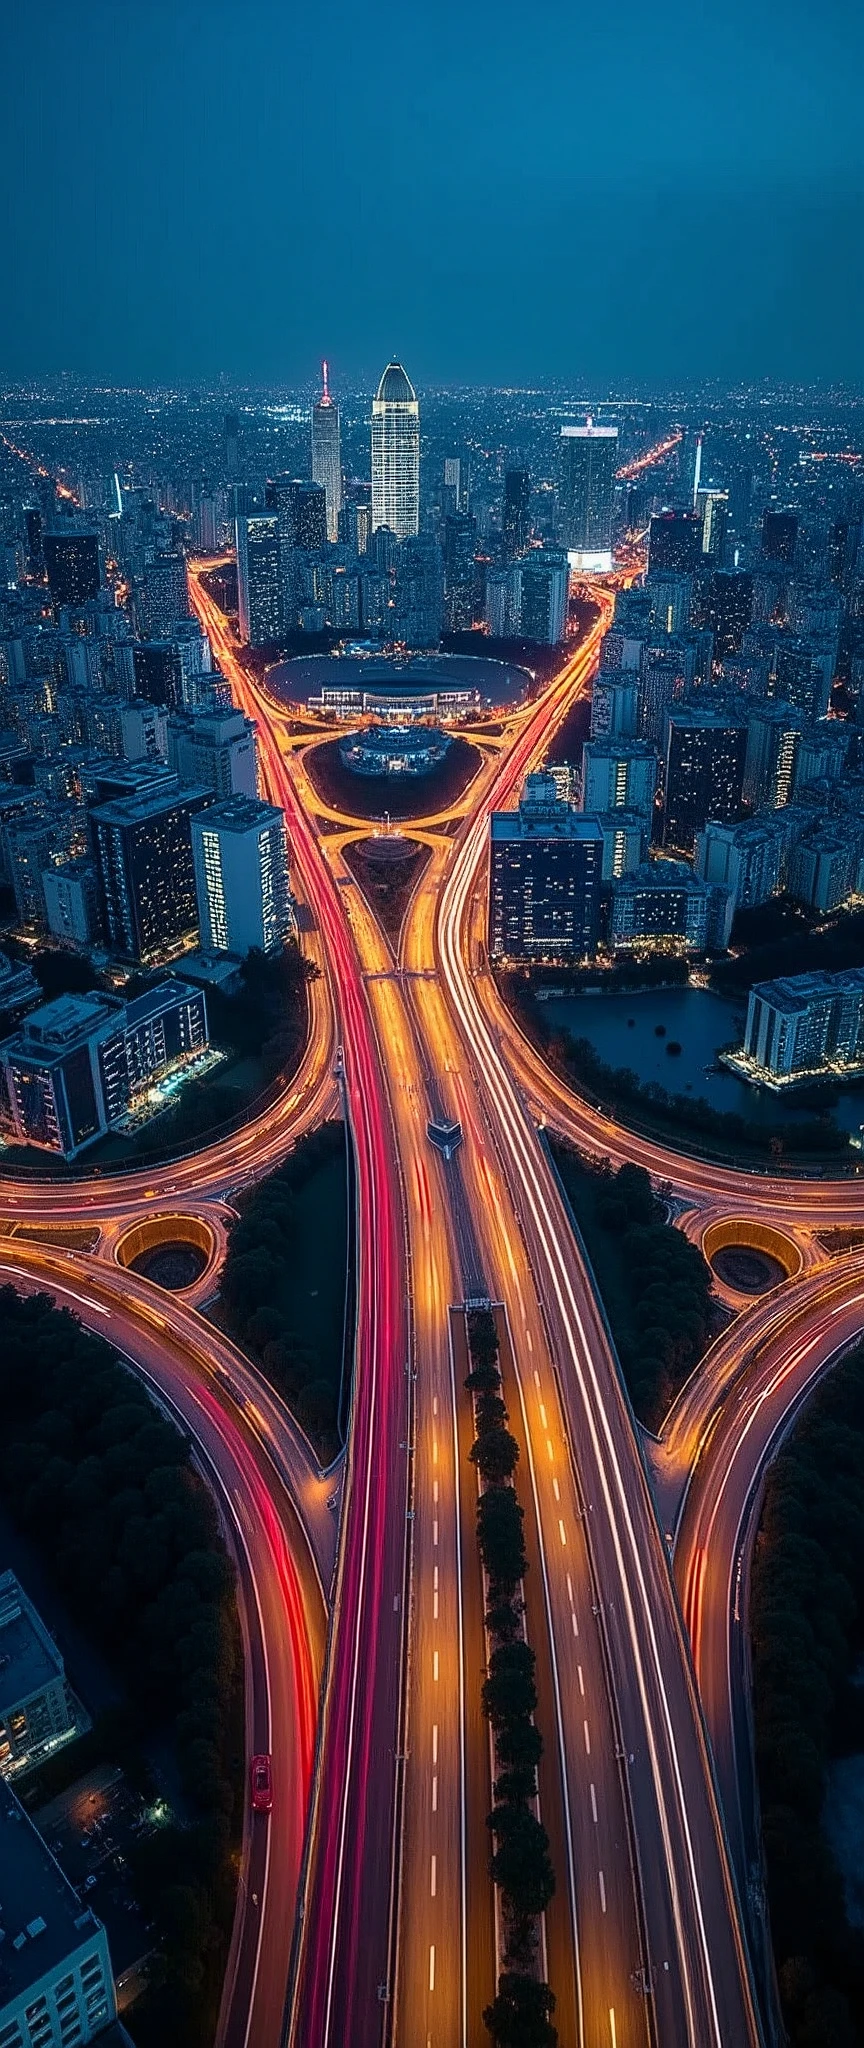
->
(541, 984), (864, 1135)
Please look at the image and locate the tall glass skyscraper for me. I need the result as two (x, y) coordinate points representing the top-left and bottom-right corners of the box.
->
(558, 421), (619, 572)
(371, 360), (420, 540)
(311, 361), (342, 543)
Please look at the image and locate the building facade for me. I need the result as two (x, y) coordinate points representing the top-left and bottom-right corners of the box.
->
(489, 776), (602, 959)
(191, 796), (292, 957)
(371, 361), (420, 541)
(0, 1777), (116, 2048)
(558, 423), (618, 572)
(311, 361), (342, 543)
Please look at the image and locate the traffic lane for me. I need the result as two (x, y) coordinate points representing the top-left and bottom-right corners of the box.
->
(0, 1255), (318, 2048)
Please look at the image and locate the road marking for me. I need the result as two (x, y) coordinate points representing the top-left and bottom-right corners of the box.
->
(609, 2007), (617, 2047)
(533, 1369), (541, 1388)
(583, 1720), (591, 1756)
(552, 1477), (560, 1501)
(432, 1776), (438, 1812)
(539, 1402), (548, 1428)
(393, 1594), (399, 1611)
(430, 1854), (437, 1897)
(432, 1724), (438, 1765)
(558, 1519), (567, 1546)
(429, 1946), (436, 1992)
(433, 1395), (438, 1415)
(433, 1651), (439, 1682)
(599, 1869), (606, 1914)
(577, 1665), (584, 1696)
(526, 1329), (533, 1352)
(590, 1783), (598, 1823)
(433, 1520), (439, 1546)
(433, 1479), (439, 1503)
(571, 1612), (579, 1638)
(566, 1575), (574, 1604)
(433, 1584), (439, 1620)
(546, 1439), (554, 1461)
(433, 1440), (438, 1465)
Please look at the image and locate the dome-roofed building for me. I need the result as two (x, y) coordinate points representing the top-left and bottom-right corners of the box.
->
(372, 358), (420, 541)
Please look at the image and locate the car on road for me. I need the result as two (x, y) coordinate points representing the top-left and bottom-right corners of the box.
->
(250, 1754), (272, 1815)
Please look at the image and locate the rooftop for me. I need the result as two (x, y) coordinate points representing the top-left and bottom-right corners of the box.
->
(193, 795), (283, 835)
(0, 1777), (104, 2004)
(0, 1572), (64, 1716)
(374, 360), (417, 407)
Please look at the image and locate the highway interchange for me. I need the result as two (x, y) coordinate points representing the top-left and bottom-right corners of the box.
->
(1, 536), (863, 2046)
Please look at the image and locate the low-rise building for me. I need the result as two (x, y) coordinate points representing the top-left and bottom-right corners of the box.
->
(0, 1776), (116, 2047)
(0, 981), (209, 1160)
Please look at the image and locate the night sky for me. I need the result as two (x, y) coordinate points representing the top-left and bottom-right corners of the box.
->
(2, 0), (862, 386)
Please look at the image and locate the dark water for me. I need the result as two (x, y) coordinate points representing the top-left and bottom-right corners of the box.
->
(542, 985), (864, 1135)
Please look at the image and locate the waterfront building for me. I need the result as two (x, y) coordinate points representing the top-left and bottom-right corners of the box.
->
(739, 968), (864, 1083)
(608, 858), (714, 953)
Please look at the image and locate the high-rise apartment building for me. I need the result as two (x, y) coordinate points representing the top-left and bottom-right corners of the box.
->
(139, 552), (190, 638)
(519, 551), (569, 645)
(167, 706), (258, 799)
(236, 514), (283, 647)
(558, 423), (618, 571)
(581, 739), (659, 817)
(485, 564), (523, 640)
(696, 488), (728, 563)
(91, 784), (211, 962)
(311, 363), (342, 543)
(662, 703), (748, 853)
(371, 361), (420, 540)
(741, 969), (864, 1083)
(590, 670), (640, 740)
(706, 570), (753, 658)
(489, 775), (602, 960)
(761, 509), (799, 564)
(608, 859), (714, 952)
(743, 700), (804, 807)
(192, 795), (292, 958)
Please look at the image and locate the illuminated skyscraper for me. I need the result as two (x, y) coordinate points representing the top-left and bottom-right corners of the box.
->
(558, 421), (618, 572)
(372, 360), (420, 540)
(311, 361), (342, 543)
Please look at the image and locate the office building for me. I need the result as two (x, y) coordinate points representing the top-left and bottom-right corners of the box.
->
(489, 775), (602, 959)
(91, 784), (211, 963)
(0, 1573), (77, 1777)
(138, 552), (189, 638)
(287, 480), (327, 552)
(761, 509), (799, 564)
(738, 970), (864, 1085)
(503, 470), (531, 554)
(519, 551), (569, 645)
(590, 669), (639, 740)
(663, 703), (748, 854)
(647, 511), (703, 576)
(192, 795), (292, 958)
(743, 700), (804, 807)
(694, 816), (788, 912)
(646, 570), (693, 637)
(236, 514), (283, 647)
(581, 738), (658, 817)
(42, 531), (100, 610)
(639, 641), (689, 746)
(311, 361), (342, 543)
(0, 1776), (116, 2047)
(608, 859), (714, 953)
(558, 422), (618, 571)
(443, 514), (478, 632)
(371, 360), (420, 540)
(775, 635), (834, 720)
(167, 705), (258, 800)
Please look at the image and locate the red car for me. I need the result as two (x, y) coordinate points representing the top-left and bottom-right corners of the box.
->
(250, 1754), (273, 1815)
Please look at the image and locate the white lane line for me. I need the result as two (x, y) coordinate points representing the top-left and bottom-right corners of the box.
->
(599, 1869), (607, 1914)
(433, 1440), (438, 1465)
(433, 1650), (439, 1682)
(533, 1368), (541, 1388)
(583, 1719), (591, 1756)
(577, 1665), (584, 1696)
(590, 1783), (598, 1823)
(433, 1479), (439, 1503)
(571, 1612), (579, 1638)
(432, 1776), (438, 1812)
(566, 1575), (574, 1604)
(432, 1724), (438, 1765)
(433, 1395), (438, 1416)
(433, 1585), (439, 1620)
(526, 1329), (533, 1352)
(609, 2010), (617, 2048)
(539, 1402), (548, 1428)
(430, 1855), (437, 1898)
(429, 1946), (436, 1991)
(558, 1519), (567, 1545)
(546, 1439), (555, 1461)
(433, 1520), (439, 1546)
(552, 1477), (560, 1502)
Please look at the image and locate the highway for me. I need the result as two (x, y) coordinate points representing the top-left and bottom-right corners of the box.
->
(0, 1238), (324, 2048)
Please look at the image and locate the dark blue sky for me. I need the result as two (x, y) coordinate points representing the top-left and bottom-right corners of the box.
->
(2, 0), (862, 386)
